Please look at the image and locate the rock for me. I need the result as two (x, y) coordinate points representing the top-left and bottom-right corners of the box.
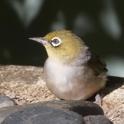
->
(0, 100), (112, 124)
(0, 100), (103, 123)
(51, 100), (104, 116)
(1, 106), (84, 124)
(0, 96), (16, 108)
(102, 76), (124, 124)
(84, 115), (113, 124)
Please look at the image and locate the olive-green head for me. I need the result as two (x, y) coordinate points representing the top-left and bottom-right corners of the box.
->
(30, 30), (87, 63)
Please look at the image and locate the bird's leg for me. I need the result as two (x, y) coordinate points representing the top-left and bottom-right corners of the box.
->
(94, 94), (102, 106)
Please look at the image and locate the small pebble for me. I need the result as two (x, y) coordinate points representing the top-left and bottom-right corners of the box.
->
(0, 96), (16, 108)
(84, 115), (113, 124)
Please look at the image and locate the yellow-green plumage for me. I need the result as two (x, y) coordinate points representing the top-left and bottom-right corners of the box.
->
(43, 30), (86, 63)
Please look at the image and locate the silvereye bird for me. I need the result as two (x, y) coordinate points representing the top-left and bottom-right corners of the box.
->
(30, 30), (107, 100)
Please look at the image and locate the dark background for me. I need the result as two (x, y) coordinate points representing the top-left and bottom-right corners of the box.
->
(0, 0), (124, 76)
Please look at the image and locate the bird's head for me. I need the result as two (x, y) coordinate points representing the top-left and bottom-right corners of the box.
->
(30, 30), (87, 64)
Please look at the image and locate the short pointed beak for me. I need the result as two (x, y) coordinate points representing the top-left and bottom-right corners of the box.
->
(29, 37), (48, 45)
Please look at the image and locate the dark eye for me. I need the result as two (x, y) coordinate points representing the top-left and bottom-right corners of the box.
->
(50, 37), (62, 47)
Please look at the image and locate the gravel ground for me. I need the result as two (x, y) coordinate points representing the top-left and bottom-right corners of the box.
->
(0, 65), (56, 105)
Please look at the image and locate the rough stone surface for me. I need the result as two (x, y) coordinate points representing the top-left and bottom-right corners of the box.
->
(0, 65), (56, 105)
(1, 106), (84, 124)
(101, 76), (124, 124)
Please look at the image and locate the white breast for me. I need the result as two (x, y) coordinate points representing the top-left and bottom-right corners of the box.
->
(44, 58), (83, 92)
(44, 58), (106, 100)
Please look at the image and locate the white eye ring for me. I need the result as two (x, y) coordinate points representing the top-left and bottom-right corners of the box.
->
(51, 37), (62, 47)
